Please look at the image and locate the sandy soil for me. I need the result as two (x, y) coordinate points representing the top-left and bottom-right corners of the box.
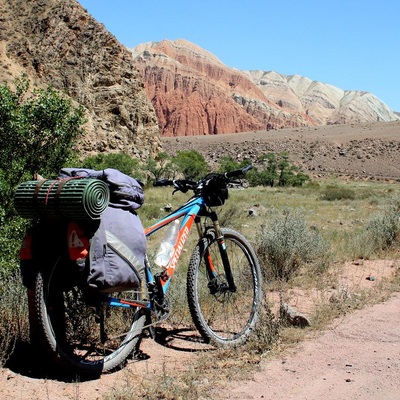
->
(1, 122), (400, 399)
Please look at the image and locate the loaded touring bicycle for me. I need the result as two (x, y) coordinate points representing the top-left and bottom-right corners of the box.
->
(16, 165), (263, 375)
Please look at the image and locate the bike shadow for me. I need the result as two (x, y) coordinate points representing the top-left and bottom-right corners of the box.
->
(151, 326), (214, 353)
(5, 327), (213, 382)
(5, 339), (100, 382)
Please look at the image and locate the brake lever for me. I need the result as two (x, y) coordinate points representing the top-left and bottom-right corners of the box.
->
(173, 181), (189, 194)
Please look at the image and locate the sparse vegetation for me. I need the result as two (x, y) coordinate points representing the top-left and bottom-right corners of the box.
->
(0, 174), (399, 398)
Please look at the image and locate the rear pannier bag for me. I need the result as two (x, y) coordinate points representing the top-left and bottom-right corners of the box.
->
(87, 206), (146, 292)
(19, 168), (147, 293)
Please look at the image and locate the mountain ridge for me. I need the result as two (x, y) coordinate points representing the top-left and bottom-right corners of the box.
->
(132, 39), (399, 137)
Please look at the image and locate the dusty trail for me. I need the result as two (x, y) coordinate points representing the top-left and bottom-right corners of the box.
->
(221, 294), (400, 400)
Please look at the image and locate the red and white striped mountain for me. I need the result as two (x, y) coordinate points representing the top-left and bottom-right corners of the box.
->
(131, 39), (398, 137)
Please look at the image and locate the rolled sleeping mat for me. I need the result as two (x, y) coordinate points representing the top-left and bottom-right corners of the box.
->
(14, 178), (110, 220)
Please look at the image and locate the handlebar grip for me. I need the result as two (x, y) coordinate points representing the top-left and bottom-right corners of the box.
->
(225, 165), (253, 178)
(153, 179), (173, 187)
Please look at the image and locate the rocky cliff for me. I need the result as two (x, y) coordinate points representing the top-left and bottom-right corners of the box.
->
(0, 0), (160, 159)
(131, 40), (313, 137)
(132, 39), (399, 137)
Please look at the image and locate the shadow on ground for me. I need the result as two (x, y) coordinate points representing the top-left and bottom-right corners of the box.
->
(5, 325), (211, 382)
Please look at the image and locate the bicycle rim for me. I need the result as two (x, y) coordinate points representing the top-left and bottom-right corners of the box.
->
(35, 257), (145, 374)
(187, 228), (262, 346)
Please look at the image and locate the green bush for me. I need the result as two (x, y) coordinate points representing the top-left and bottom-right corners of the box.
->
(172, 150), (208, 181)
(0, 77), (86, 364)
(0, 213), (28, 273)
(320, 186), (356, 201)
(83, 152), (143, 180)
(0, 75), (85, 217)
(256, 209), (329, 281)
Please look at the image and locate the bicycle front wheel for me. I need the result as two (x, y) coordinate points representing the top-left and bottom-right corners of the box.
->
(187, 228), (262, 347)
(34, 257), (145, 375)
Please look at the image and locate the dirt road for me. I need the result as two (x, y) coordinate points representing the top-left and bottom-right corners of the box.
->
(222, 294), (400, 400)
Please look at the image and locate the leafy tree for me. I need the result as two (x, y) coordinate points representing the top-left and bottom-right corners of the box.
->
(0, 76), (86, 217)
(145, 151), (175, 181)
(218, 156), (241, 174)
(258, 153), (278, 187)
(172, 150), (208, 181)
(0, 76), (86, 273)
(218, 156), (252, 174)
(247, 152), (310, 188)
(278, 153), (294, 186)
(291, 171), (310, 186)
(83, 152), (143, 180)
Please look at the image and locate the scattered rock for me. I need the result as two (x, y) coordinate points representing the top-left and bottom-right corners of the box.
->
(280, 303), (311, 328)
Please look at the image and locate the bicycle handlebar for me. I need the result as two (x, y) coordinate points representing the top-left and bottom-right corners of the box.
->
(224, 164), (253, 178)
(153, 165), (253, 194)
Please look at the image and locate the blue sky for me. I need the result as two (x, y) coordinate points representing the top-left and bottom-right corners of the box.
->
(78, 0), (399, 112)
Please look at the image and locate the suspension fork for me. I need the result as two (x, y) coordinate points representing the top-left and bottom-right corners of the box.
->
(196, 214), (237, 292)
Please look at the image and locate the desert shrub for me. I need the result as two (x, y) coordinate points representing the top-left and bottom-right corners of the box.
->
(357, 194), (400, 257)
(256, 209), (329, 281)
(320, 186), (356, 201)
(244, 297), (280, 355)
(217, 203), (241, 228)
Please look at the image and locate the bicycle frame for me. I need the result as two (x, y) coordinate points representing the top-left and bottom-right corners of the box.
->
(144, 196), (205, 287)
(106, 195), (206, 310)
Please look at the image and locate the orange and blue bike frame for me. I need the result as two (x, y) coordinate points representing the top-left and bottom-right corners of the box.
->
(107, 195), (218, 310)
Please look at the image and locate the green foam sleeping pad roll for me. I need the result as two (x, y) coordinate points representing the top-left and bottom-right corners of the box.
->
(14, 178), (110, 220)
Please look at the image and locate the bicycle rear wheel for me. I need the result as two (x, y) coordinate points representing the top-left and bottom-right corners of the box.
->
(187, 228), (262, 347)
(34, 257), (145, 375)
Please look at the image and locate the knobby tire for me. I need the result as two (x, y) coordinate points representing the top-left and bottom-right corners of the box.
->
(187, 228), (262, 346)
(33, 257), (145, 375)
